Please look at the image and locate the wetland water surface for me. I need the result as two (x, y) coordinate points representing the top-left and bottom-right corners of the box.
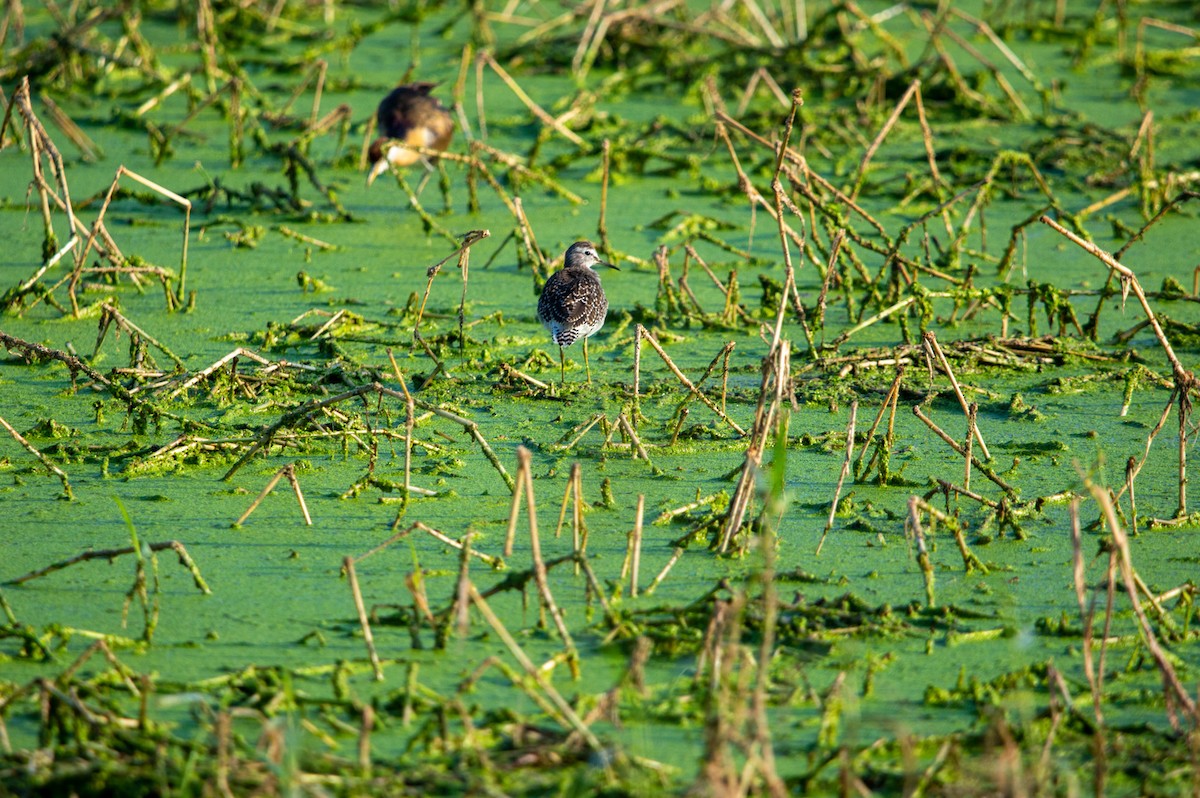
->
(2, 1), (1199, 794)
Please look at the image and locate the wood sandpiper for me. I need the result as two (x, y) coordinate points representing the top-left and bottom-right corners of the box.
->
(537, 241), (618, 385)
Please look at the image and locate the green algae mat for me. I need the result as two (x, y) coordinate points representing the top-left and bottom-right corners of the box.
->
(2, 1), (1200, 795)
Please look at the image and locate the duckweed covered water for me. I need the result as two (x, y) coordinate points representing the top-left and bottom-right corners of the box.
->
(2, 1), (1199, 794)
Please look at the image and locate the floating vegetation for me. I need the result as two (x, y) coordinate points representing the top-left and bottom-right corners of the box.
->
(3, 0), (1200, 795)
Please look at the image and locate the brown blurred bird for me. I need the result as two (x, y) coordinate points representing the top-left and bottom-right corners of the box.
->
(537, 241), (618, 385)
(367, 82), (454, 186)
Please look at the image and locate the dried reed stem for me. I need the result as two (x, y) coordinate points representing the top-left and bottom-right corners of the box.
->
(86, 165), (191, 308)
(1041, 215), (1190, 384)
(907, 497), (936, 607)
(719, 340), (789, 552)
(96, 302), (185, 368)
(551, 412), (605, 453)
(358, 705), (373, 777)
(386, 350), (416, 508)
(343, 556), (384, 681)
(637, 325), (746, 435)
(512, 197), (547, 288)
(553, 463), (576, 539)
(411, 521), (504, 569)
(855, 367), (904, 476)
(500, 361), (550, 391)
(912, 406), (1017, 498)
(617, 413), (656, 470)
(574, 554), (616, 624)
(914, 497), (988, 573)
(816, 401), (857, 555)
(572, 466), (587, 563)
(166, 347), (271, 400)
(6, 540), (210, 594)
(479, 52), (587, 148)
(1080, 470), (1198, 722)
(630, 494), (644, 598)
(518, 446), (578, 664)
(598, 138), (613, 255)
(644, 547), (684, 596)
(849, 79), (920, 202)
(1117, 387), (1176, 504)
(923, 332), (991, 461)
(827, 296), (916, 349)
(413, 230), (491, 336)
(503, 451), (526, 557)
(467, 583), (600, 747)
(0, 413), (71, 499)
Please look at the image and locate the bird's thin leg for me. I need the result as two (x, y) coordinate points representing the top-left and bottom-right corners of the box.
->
(559, 347), (566, 386)
(584, 338), (592, 384)
(413, 160), (436, 197)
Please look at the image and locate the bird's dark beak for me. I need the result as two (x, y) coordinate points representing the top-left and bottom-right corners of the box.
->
(602, 260), (619, 271)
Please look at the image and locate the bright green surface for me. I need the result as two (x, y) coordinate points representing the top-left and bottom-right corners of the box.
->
(2, 1), (1199, 794)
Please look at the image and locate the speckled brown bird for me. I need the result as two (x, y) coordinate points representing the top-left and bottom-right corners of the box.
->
(537, 241), (618, 385)
(366, 82), (454, 186)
